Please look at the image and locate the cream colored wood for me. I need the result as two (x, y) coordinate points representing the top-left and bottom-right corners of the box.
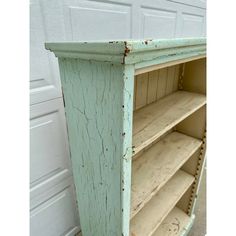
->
(131, 132), (201, 219)
(166, 66), (176, 95)
(134, 65), (181, 111)
(175, 105), (206, 210)
(173, 64), (180, 92)
(147, 70), (159, 104)
(176, 105), (206, 140)
(134, 55), (206, 75)
(135, 73), (148, 110)
(182, 58), (206, 94)
(176, 184), (193, 213)
(132, 91), (206, 156)
(157, 68), (167, 100)
(152, 207), (191, 236)
(181, 149), (201, 176)
(132, 128), (174, 161)
(130, 170), (194, 236)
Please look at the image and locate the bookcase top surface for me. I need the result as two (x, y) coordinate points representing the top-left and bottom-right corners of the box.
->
(45, 37), (206, 66)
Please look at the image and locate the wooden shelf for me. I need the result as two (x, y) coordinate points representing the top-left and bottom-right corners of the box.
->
(133, 91), (206, 156)
(130, 170), (194, 236)
(152, 207), (192, 236)
(131, 131), (201, 219)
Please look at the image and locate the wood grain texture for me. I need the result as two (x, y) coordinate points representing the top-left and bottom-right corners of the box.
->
(147, 70), (158, 104)
(166, 66), (176, 95)
(152, 207), (191, 236)
(134, 65), (180, 111)
(157, 68), (168, 100)
(130, 170), (194, 236)
(131, 132), (202, 219)
(58, 58), (134, 236)
(133, 91), (206, 156)
(173, 64), (180, 91)
(135, 73), (148, 110)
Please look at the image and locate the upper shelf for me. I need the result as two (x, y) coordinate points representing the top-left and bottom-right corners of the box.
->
(45, 38), (206, 68)
(133, 91), (206, 156)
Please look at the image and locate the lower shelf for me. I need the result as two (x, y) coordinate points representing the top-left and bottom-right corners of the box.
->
(130, 170), (194, 236)
(131, 131), (201, 219)
(152, 207), (194, 236)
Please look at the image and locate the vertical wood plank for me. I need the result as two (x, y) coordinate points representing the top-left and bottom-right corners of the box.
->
(173, 64), (180, 91)
(147, 70), (159, 104)
(135, 73), (148, 110)
(166, 66), (175, 95)
(157, 68), (167, 100)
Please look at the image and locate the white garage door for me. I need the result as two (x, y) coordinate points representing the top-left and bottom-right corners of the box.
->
(30, 0), (206, 235)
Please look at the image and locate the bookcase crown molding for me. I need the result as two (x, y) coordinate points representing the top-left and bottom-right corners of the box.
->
(45, 38), (206, 66)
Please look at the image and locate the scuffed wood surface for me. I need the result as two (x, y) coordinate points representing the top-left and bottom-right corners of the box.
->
(130, 170), (194, 236)
(59, 58), (134, 236)
(152, 207), (191, 236)
(131, 132), (201, 219)
(133, 91), (206, 156)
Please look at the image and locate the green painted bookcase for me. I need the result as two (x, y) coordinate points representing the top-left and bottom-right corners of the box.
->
(45, 38), (206, 236)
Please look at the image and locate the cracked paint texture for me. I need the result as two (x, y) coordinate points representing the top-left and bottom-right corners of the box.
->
(58, 58), (134, 236)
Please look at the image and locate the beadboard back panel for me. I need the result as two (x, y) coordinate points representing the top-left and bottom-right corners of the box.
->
(134, 65), (180, 111)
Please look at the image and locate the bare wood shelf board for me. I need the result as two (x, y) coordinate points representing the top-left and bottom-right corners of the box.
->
(152, 207), (191, 236)
(130, 170), (194, 236)
(131, 131), (202, 219)
(133, 91), (206, 156)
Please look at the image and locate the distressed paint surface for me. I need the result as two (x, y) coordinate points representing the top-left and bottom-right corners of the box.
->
(120, 64), (134, 235)
(45, 38), (206, 66)
(58, 58), (133, 236)
(45, 38), (207, 236)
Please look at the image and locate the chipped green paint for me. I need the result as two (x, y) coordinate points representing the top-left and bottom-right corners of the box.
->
(45, 38), (206, 66)
(45, 38), (206, 236)
(57, 58), (134, 236)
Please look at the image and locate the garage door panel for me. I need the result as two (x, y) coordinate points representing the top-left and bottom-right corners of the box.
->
(30, 0), (61, 104)
(63, 0), (132, 40)
(140, 7), (177, 38)
(167, 0), (206, 9)
(181, 12), (204, 37)
(30, 181), (79, 236)
(30, 98), (71, 193)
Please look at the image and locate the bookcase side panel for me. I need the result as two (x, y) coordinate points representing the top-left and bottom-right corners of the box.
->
(58, 58), (133, 236)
